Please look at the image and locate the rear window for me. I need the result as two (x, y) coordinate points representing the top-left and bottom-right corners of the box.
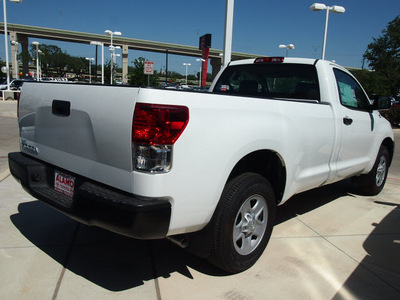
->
(213, 63), (320, 101)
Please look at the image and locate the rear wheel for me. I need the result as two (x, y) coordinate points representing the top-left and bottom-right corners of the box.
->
(208, 173), (276, 273)
(354, 146), (389, 196)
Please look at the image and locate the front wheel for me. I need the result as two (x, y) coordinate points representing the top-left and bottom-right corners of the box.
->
(354, 146), (390, 196)
(208, 173), (276, 273)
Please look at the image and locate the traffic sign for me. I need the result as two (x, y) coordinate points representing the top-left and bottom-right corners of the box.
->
(144, 61), (154, 75)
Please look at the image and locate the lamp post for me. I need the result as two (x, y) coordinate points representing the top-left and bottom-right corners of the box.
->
(114, 46), (121, 74)
(108, 45), (115, 84)
(279, 44), (295, 57)
(310, 3), (345, 60)
(11, 40), (18, 78)
(105, 30), (121, 84)
(90, 41), (104, 84)
(183, 63), (191, 84)
(38, 49), (42, 80)
(85, 57), (94, 83)
(108, 45), (120, 84)
(196, 58), (205, 87)
(2, 0), (23, 95)
(32, 41), (40, 81)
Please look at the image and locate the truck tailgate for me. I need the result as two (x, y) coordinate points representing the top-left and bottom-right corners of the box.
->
(18, 82), (139, 193)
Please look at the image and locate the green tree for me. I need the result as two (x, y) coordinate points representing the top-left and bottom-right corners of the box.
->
(30, 44), (70, 77)
(168, 71), (183, 81)
(187, 74), (197, 81)
(128, 57), (159, 87)
(350, 69), (391, 97)
(363, 16), (400, 95)
(103, 60), (123, 84)
(103, 60), (112, 84)
(66, 56), (87, 78)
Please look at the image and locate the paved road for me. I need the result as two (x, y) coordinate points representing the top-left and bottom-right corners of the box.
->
(1, 100), (399, 299)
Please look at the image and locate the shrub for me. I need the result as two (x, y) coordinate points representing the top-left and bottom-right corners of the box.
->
(382, 106), (400, 127)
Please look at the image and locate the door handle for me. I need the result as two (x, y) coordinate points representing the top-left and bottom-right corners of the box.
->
(343, 117), (353, 126)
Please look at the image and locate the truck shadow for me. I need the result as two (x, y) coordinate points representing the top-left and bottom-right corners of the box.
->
(275, 179), (356, 224)
(10, 179), (365, 291)
(10, 200), (223, 291)
(332, 201), (400, 299)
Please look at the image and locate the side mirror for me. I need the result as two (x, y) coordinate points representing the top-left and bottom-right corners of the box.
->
(372, 96), (392, 110)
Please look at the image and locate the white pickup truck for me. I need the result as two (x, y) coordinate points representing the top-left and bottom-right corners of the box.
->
(9, 57), (394, 273)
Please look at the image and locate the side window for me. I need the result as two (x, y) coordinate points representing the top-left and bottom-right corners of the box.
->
(333, 69), (370, 110)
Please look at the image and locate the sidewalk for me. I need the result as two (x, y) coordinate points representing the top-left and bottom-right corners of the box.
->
(0, 101), (19, 176)
(1, 100), (400, 299)
(1, 175), (399, 299)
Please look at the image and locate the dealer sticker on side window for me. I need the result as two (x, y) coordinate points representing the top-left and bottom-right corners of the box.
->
(54, 171), (75, 198)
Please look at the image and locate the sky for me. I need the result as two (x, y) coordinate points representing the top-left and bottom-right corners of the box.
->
(1, 0), (400, 76)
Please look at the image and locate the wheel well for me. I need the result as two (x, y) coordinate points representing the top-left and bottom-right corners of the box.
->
(227, 150), (286, 203)
(382, 137), (394, 166)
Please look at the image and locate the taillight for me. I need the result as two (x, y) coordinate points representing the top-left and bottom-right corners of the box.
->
(132, 103), (189, 145)
(254, 57), (284, 64)
(132, 103), (189, 173)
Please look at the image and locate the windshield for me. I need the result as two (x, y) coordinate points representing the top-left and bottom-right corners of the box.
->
(213, 63), (320, 101)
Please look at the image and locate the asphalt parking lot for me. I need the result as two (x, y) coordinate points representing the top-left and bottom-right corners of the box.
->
(1, 100), (400, 299)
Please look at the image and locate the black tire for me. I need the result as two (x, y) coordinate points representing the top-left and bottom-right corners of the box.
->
(208, 173), (276, 273)
(354, 146), (390, 196)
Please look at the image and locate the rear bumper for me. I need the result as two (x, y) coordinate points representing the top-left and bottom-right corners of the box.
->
(8, 152), (171, 239)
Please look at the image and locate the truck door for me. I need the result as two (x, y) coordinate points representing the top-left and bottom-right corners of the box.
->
(333, 68), (376, 179)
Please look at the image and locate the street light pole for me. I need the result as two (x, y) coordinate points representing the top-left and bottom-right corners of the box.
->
(2, 0), (23, 94)
(105, 30), (121, 84)
(310, 3), (345, 60)
(85, 57), (94, 83)
(322, 7), (330, 60)
(183, 63), (191, 84)
(279, 44), (295, 57)
(110, 45), (114, 84)
(90, 41), (104, 84)
(38, 49), (42, 80)
(11, 40), (18, 78)
(196, 58), (205, 87)
(32, 41), (40, 81)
